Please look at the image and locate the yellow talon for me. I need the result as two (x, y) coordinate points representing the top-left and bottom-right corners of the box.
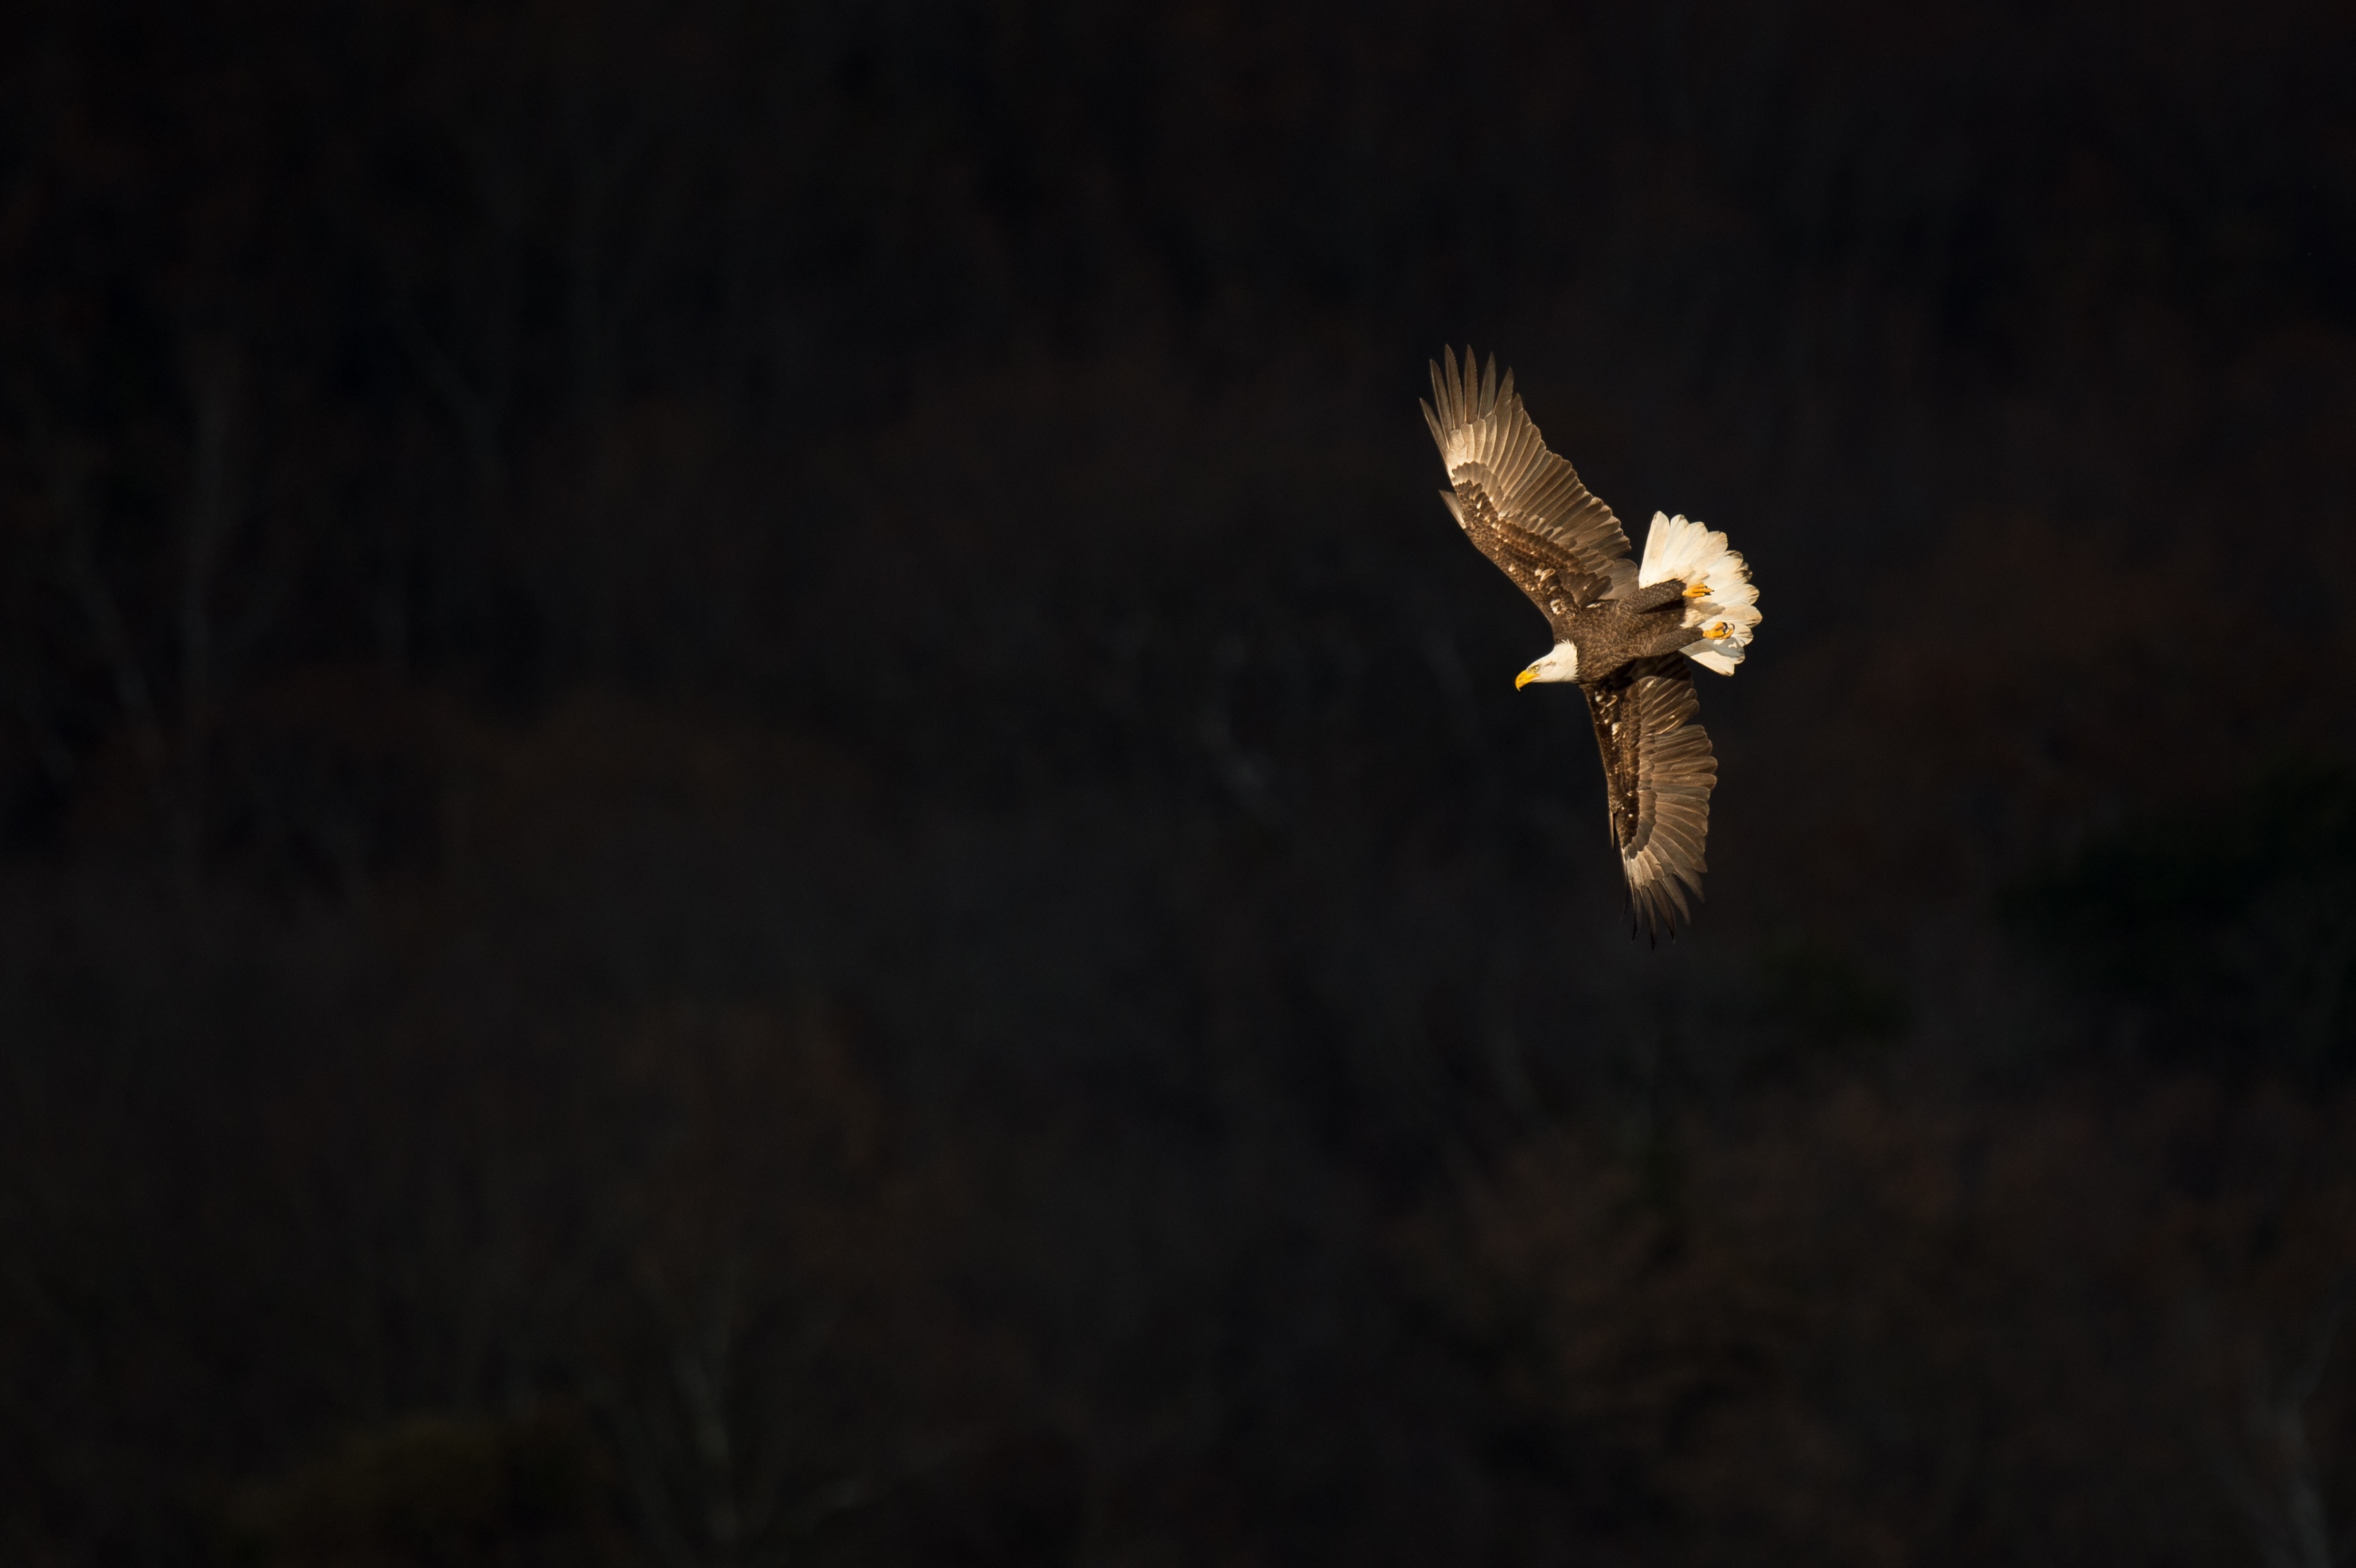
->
(1702, 623), (1731, 639)
(1683, 582), (1711, 597)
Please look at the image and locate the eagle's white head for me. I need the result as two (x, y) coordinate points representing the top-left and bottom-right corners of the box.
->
(1515, 641), (1581, 688)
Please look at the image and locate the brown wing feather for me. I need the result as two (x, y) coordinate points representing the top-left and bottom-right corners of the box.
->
(1583, 657), (1718, 941)
(1422, 346), (1633, 635)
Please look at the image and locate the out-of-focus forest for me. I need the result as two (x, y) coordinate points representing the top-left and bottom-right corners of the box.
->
(4, 1), (2355, 1562)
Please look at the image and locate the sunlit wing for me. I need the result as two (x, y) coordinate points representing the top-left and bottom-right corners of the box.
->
(1421, 346), (1633, 636)
(1583, 656), (1717, 940)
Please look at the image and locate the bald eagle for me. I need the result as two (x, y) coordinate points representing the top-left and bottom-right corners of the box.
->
(1422, 347), (1761, 939)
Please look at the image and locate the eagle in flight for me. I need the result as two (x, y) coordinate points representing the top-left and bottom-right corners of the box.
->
(1422, 347), (1760, 939)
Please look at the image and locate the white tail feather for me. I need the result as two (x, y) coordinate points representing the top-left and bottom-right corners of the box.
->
(1638, 512), (1761, 673)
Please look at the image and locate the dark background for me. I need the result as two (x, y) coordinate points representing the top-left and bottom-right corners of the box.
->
(4, 1), (2356, 1563)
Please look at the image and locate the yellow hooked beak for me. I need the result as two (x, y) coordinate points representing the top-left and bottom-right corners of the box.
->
(1515, 668), (1539, 689)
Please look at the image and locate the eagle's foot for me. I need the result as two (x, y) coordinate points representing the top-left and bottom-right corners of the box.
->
(1682, 581), (1712, 598)
(1702, 622), (1733, 639)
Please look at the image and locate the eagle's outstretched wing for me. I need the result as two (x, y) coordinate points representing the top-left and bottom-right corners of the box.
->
(1421, 346), (1633, 635)
(1583, 657), (1717, 940)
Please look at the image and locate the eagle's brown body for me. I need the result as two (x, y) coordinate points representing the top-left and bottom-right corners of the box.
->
(1557, 582), (1718, 682)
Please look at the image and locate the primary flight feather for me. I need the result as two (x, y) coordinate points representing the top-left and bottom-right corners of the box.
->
(1421, 347), (1761, 939)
